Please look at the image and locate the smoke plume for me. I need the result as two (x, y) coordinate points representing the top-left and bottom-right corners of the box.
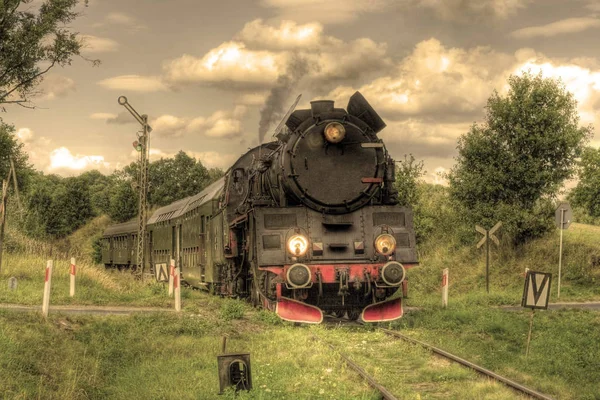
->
(258, 55), (309, 143)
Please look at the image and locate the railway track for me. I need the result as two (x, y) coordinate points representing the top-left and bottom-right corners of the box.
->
(319, 315), (555, 399)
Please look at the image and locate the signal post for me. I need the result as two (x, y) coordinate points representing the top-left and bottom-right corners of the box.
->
(118, 96), (152, 278)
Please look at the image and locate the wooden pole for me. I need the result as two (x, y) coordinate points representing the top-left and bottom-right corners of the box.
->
(42, 260), (53, 318)
(70, 257), (76, 297)
(442, 268), (449, 308)
(174, 266), (181, 312)
(169, 258), (175, 297)
(0, 180), (7, 274)
(558, 209), (564, 299)
(486, 231), (490, 294)
(526, 309), (535, 358)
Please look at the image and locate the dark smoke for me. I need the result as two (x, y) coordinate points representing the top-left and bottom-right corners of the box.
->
(258, 55), (309, 143)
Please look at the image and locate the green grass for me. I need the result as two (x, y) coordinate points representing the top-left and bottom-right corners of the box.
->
(0, 253), (205, 308)
(0, 310), (382, 400)
(407, 222), (600, 307)
(392, 304), (600, 399)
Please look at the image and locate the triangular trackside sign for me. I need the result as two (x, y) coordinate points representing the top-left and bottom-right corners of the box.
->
(521, 271), (552, 310)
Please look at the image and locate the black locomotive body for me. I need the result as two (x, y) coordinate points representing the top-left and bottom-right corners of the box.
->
(102, 92), (418, 323)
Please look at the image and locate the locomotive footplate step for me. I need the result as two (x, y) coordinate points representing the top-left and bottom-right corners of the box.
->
(276, 297), (323, 324)
(361, 297), (403, 323)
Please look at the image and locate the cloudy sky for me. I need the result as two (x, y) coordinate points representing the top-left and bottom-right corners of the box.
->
(5, 0), (600, 183)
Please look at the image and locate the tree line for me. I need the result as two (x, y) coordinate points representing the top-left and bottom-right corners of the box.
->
(0, 127), (223, 240)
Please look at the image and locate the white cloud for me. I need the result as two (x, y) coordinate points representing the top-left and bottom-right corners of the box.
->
(163, 42), (282, 89)
(151, 106), (248, 139)
(92, 12), (146, 31)
(163, 20), (390, 91)
(97, 75), (168, 92)
(511, 17), (600, 39)
(236, 19), (326, 50)
(325, 38), (600, 162)
(513, 55), (600, 127)
(49, 147), (110, 173)
(80, 35), (119, 53)
(16, 128), (33, 143)
(431, 167), (448, 185)
(327, 39), (514, 120)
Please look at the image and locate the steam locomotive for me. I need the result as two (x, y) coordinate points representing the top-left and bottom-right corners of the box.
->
(101, 92), (418, 323)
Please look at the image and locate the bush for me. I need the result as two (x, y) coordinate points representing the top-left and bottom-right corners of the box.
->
(220, 300), (245, 321)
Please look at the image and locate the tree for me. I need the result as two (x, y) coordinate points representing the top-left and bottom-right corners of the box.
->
(570, 147), (600, 218)
(0, 120), (31, 190)
(148, 151), (221, 207)
(0, 0), (96, 109)
(108, 181), (137, 223)
(394, 154), (425, 207)
(448, 71), (593, 243)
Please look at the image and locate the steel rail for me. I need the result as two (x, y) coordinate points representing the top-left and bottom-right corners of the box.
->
(378, 328), (555, 400)
(311, 334), (398, 400)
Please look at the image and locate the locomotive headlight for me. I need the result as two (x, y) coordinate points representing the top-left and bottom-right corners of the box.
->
(324, 122), (346, 143)
(287, 234), (309, 256)
(374, 234), (396, 256)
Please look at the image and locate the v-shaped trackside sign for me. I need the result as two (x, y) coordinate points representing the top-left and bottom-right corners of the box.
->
(155, 263), (169, 282)
(521, 271), (552, 310)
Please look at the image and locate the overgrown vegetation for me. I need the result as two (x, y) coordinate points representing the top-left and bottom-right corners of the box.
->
(448, 71), (593, 244)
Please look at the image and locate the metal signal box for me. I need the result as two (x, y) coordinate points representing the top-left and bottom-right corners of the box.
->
(217, 353), (252, 394)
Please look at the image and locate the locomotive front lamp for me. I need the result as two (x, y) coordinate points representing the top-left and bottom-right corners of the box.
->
(374, 234), (396, 256)
(287, 234), (309, 256)
(324, 122), (346, 143)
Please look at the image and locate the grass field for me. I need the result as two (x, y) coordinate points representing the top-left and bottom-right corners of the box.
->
(1, 222), (600, 398)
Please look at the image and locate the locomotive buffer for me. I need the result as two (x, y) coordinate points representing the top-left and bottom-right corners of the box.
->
(118, 96), (153, 277)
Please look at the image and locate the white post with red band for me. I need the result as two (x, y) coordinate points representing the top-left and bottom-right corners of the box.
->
(442, 268), (449, 308)
(42, 260), (53, 317)
(70, 257), (76, 297)
(169, 259), (175, 297)
(174, 266), (181, 312)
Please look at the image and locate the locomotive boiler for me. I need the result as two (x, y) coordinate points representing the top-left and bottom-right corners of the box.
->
(102, 92), (418, 323)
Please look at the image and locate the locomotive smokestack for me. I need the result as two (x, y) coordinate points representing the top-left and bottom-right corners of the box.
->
(310, 100), (334, 117)
(258, 55), (309, 144)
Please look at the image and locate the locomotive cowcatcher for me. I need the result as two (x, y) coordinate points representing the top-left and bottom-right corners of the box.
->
(102, 92), (418, 323)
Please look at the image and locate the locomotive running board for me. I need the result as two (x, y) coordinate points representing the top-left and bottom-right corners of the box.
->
(361, 298), (403, 323)
(276, 297), (323, 324)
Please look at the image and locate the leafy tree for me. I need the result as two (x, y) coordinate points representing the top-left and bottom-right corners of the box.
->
(0, 0), (97, 109)
(570, 147), (600, 218)
(148, 151), (213, 207)
(448, 71), (592, 243)
(0, 120), (32, 191)
(394, 154), (425, 207)
(79, 169), (113, 215)
(108, 181), (137, 223)
(60, 177), (94, 231)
